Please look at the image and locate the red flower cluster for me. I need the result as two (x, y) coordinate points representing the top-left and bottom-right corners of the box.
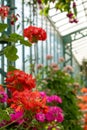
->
(0, 6), (9, 19)
(0, 6), (19, 25)
(6, 70), (36, 92)
(23, 26), (47, 43)
(8, 89), (48, 113)
(6, 70), (48, 120)
(0, 85), (4, 92)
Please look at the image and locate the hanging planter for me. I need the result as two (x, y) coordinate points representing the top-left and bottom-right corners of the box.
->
(37, 0), (78, 23)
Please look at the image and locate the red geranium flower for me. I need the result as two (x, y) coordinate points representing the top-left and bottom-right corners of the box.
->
(0, 6), (9, 19)
(0, 85), (4, 92)
(8, 89), (48, 113)
(23, 26), (47, 43)
(5, 70), (36, 92)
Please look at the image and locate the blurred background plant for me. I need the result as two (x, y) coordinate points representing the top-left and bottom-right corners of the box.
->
(32, 55), (83, 130)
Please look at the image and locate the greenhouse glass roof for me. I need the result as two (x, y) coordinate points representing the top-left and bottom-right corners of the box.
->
(49, 0), (87, 65)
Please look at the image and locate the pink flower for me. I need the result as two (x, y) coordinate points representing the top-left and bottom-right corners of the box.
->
(58, 57), (65, 62)
(37, 64), (43, 69)
(10, 111), (24, 124)
(35, 113), (45, 122)
(63, 65), (73, 72)
(53, 66), (59, 71)
(50, 63), (58, 68)
(40, 91), (47, 98)
(45, 106), (64, 122)
(0, 91), (8, 103)
(46, 55), (53, 60)
(56, 112), (64, 123)
(47, 95), (62, 104)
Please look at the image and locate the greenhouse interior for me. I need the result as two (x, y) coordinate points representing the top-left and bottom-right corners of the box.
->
(0, 0), (87, 130)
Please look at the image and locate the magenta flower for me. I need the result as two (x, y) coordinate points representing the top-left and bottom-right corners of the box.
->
(56, 112), (64, 123)
(45, 112), (54, 122)
(45, 106), (64, 122)
(40, 91), (47, 98)
(0, 91), (8, 103)
(35, 113), (45, 122)
(73, 2), (76, 8)
(10, 111), (24, 124)
(67, 12), (73, 18)
(47, 95), (62, 104)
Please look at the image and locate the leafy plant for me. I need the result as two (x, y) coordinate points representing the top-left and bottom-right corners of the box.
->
(36, 61), (83, 130)
(0, 70), (64, 130)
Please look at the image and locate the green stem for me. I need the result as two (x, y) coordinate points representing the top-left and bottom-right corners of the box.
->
(0, 120), (16, 130)
(0, 116), (23, 130)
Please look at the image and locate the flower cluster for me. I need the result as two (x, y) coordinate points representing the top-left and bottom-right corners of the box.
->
(0, 70), (64, 130)
(24, 25), (47, 43)
(67, 2), (78, 23)
(0, 6), (9, 19)
(0, 5), (19, 25)
(36, 56), (82, 130)
(35, 94), (64, 124)
(8, 89), (48, 113)
(63, 65), (73, 72)
(35, 106), (63, 123)
(6, 69), (36, 92)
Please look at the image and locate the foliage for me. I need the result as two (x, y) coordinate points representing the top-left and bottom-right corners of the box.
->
(0, 23), (32, 61)
(37, 0), (78, 23)
(36, 60), (83, 130)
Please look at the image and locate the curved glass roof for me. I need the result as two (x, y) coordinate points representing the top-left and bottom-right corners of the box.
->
(49, 0), (87, 65)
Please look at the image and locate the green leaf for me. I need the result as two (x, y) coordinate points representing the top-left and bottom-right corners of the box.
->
(0, 23), (8, 32)
(17, 24), (20, 30)
(4, 45), (19, 61)
(42, 0), (48, 4)
(0, 109), (10, 122)
(8, 33), (32, 46)
(40, 6), (50, 16)
(7, 65), (18, 71)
